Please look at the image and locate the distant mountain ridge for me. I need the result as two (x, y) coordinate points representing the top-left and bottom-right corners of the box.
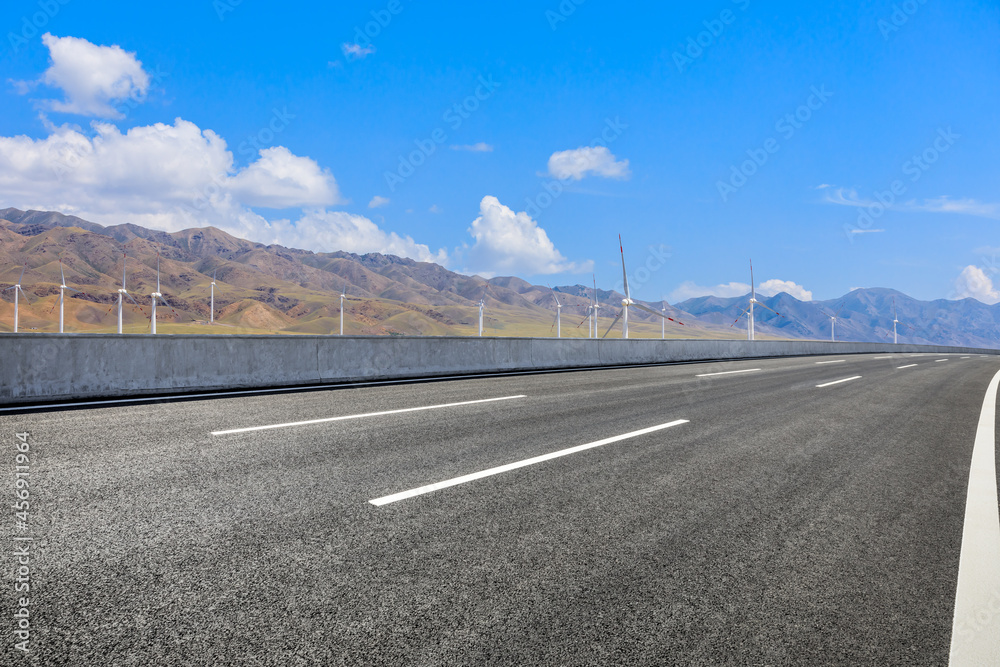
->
(675, 288), (1000, 348)
(0, 207), (996, 347)
(0, 208), (706, 337)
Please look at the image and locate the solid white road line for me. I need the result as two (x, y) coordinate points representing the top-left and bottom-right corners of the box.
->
(369, 419), (690, 506)
(950, 368), (1000, 664)
(936, 359), (949, 363)
(815, 376), (862, 388)
(212, 395), (527, 435)
(815, 359), (846, 364)
(897, 364), (918, 369)
(873, 356), (893, 359)
(695, 369), (762, 377)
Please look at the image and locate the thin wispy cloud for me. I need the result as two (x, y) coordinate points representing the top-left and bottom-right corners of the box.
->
(450, 142), (493, 152)
(847, 228), (885, 235)
(824, 186), (1000, 219)
(823, 187), (875, 208)
(341, 43), (375, 60)
(906, 196), (1000, 219)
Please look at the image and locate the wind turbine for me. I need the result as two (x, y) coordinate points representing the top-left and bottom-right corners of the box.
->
(113, 251), (142, 334)
(477, 286), (488, 337)
(148, 253), (179, 334)
(548, 285), (562, 338)
(210, 269), (217, 324)
(602, 236), (684, 338)
(339, 282), (349, 335)
(888, 297), (916, 344)
(577, 275), (601, 338)
(338, 282), (364, 335)
(4, 267), (30, 333)
(730, 260), (785, 341)
(55, 259), (80, 333)
(821, 302), (845, 342)
(660, 302), (670, 339)
(590, 275), (600, 338)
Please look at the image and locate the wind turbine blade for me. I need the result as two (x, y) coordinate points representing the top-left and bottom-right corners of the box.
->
(593, 274), (599, 308)
(834, 302), (845, 317)
(632, 302), (684, 325)
(750, 260), (756, 301)
(156, 253), (161, 292)
(575, 313), (590, 328)
(60, 260), (66, 286)
(619, 235), (630, 300)
(122, 252), (127, 289)
(550, 311), (559, 332)
(17, 266), (26, 284)
(17, 286), (31, 305)
(125, 292), (141, 307)
(602, 310), (623, 338)
(755, 301), (786, 318)
(730, 305), (752, 327)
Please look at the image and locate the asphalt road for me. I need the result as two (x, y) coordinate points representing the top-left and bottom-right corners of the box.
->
(2, 352), (998, 665)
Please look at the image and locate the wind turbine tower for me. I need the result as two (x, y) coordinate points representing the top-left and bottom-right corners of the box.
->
(478, 294), (486, 337)
(603, 237), (684, 338)
(590, 275), (600, 339)
(149, 253), (176, 334)
(210, 270), (217, 324)
(56, 259), (80, 333)
(823, 303), (845, 342)
(892, 298), (899, 344)
(115, 251), (141, 334)
(549, 286), (562, 338)
(4, 267), (30, 333)
(340, 283), (348, 335)
(731, 260), (784, 341)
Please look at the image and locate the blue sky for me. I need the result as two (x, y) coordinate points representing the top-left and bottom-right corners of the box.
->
(1, 0), (998, 303)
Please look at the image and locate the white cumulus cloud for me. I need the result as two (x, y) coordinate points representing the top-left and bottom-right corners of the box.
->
(669, 281), (751, 302)
(954, 265), (1000, 304)
(368, 195), (390, 209)
(228, 146), (340, 209)
(0, 118), (456, 264)
(547, 146), (631, 181)
(34, 33), (150, 118)
(265, 210), (448, 264)
(757, 279), (813, 301)
(0, 118), (341, 219)
(462, 195), (592, 277)
(669, 279), (812, 302)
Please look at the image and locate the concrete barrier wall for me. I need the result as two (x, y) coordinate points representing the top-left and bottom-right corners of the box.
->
(1, 333), (996, 405)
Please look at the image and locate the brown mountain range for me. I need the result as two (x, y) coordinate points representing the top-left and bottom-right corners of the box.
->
(0, 208), (725, 338)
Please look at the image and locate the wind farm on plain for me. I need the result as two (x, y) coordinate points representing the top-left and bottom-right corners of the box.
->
(0, 209), (987, 346)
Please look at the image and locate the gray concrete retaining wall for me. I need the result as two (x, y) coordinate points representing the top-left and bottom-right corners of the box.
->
(0, 333), (996, 405)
